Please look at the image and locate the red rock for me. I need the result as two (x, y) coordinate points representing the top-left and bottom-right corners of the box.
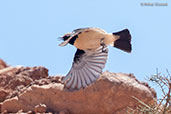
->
(0, 66), (22, 75)
(16, 66), (48, 80)
(34, 104), (47, 113)
(0, 59), (7, 70)
(0, 103), (2, 113)
(1, 109), (8, 114)
(16, 109), (24, 113)
(1, 72), (156, 114)
(0, 60), (157, 113)
(26, 110), (33, 114)
(59, 110), (70, 114)
(0, 89), (9, 102)
(0, 66), (49, 91)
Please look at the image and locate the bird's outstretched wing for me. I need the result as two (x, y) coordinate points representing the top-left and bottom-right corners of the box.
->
(62, 46), (108, 90)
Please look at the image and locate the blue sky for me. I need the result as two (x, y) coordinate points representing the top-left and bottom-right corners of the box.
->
(0, 0), (170, 98)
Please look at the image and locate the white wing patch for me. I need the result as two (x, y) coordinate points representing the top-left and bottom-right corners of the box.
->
(62, 46), (108, 90)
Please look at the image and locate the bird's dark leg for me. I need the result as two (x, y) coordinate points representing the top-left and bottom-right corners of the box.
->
(100, 38), (107, 52)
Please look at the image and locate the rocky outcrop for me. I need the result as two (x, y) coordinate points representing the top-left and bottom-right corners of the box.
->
(0, 65), (49, 104)
(0, 59), (7, 70)
(0, 59), (156, 114)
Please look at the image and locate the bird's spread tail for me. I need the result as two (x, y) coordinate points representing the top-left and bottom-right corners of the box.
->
(113, 29), (132, 53)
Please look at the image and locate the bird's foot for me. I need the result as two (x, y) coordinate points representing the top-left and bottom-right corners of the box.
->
(100, 38), (107, 53)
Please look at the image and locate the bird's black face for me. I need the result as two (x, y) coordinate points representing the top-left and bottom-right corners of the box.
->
(62, 33), (71, 41)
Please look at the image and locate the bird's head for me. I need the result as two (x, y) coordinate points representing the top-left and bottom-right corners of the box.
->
(61, 33), (71, 41)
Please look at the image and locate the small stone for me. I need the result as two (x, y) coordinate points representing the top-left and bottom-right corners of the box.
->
(16, 109), (23, 113)
(27, 110), (33, 114)
(59, 110), (69, 114)
(1, 110), (8, 114)
(34, 104), (47, 113)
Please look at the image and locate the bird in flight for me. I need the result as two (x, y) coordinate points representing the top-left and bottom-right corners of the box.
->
(59, 27), (132, 90)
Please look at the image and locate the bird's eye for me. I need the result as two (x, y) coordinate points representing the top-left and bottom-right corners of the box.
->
(63, 34), (70, 41)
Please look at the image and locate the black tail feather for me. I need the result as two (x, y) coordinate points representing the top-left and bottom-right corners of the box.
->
(113, 29), (132, 53)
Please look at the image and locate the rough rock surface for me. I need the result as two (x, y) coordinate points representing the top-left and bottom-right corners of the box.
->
(0, 66), (49, 102)
(0, 90), (8, 102)
(34, 104), (47, 113)
(0, 59), (157, 114)
(0, 59), (7, 70)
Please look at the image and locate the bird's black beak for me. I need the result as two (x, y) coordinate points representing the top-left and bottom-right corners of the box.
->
(58, 36), (63, 41)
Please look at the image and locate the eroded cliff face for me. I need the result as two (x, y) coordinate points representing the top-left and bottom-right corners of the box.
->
(0, 59), (156, 114)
